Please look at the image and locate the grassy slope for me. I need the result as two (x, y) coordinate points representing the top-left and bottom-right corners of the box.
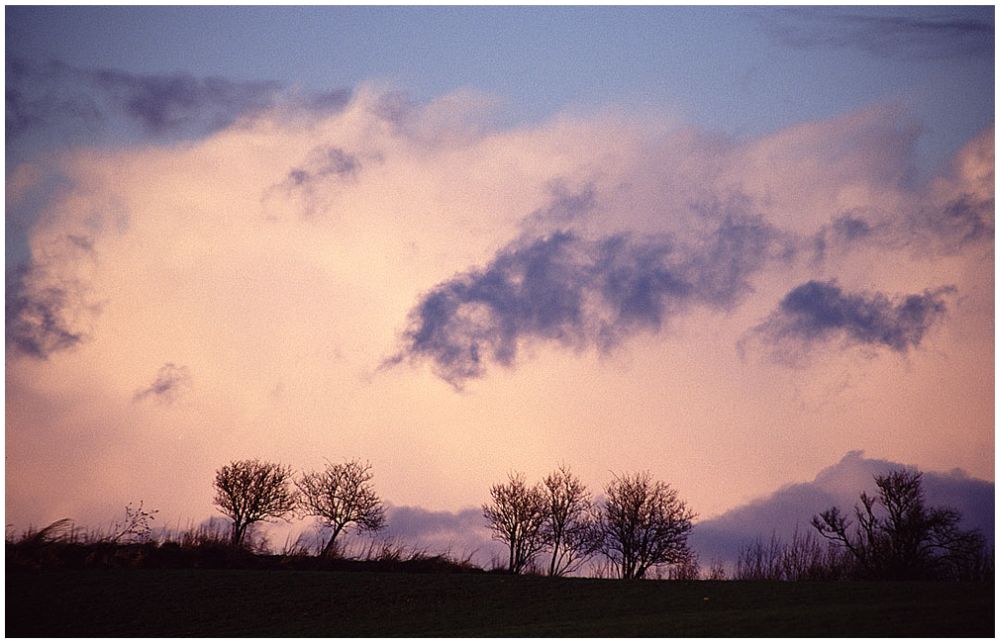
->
(6, 569), (994, 637)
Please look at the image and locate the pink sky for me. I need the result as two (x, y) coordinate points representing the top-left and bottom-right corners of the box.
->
(5, 88), (993, 548)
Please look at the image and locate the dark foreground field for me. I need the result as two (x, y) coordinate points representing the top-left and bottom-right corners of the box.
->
(7, 569), (993, 636)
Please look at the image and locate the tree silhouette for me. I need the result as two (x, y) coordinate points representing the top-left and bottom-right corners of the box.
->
(483, 472), (547, 574)
(595, 471), (695, 579)
(213, 459), (297, 547)
(297, 459), (386, 558)
(540, 465), (597, 576)
(812, 468), (985, 580)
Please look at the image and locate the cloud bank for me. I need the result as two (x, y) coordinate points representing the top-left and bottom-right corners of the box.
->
(288, 452), (994, 574)
(690, 451), (995, 567)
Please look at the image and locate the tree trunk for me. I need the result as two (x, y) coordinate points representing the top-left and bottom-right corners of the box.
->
(548, 535), (562, 576)
(321, 525), (344, 558)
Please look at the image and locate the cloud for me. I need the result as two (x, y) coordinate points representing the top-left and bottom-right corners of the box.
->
(388, 212), (786, 386)
(830, 214), (874, 243)
(132, 363), (192, 404)
(287, 146), (360, 184)
(748, 280), (953, 362)
(303, 88), (354, 113)
(317, 452), (995, 573)
(805, 127), (994, 264)
(928, 195), (995, 246)
(690, 451), (994, 566)
(757, 7), (994, 60)
(6, 57), (350, 141)
(89, 66), (282, 135)
(5, 265), (84, 360)
(520, 179), (598, 231)
(382, 505), (500, 561)
(917, 126), (995, 250)
(809, 214), (885, 263)
(4, 88), (992, 538)
(6, 57), (104, 139)
(268, 145), (362, 218)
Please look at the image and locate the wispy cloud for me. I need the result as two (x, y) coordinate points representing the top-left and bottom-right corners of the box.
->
(6, 57), (350, 141)
(133, 363), (192, 404)
(757, 7), (994, 60)
(89, 66), (281, 135)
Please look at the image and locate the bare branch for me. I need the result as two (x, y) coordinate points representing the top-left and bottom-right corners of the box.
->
(595, 471), (695, 579)
(296, 459), (386, 558)
(483, 472), (548, 574)
(213, 459), (296, 548)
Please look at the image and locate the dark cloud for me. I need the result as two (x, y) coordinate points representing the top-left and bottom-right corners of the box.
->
(831, 214), (873, 242)
(810, 213), (885, 263)
(690, 451), (994, 567)
(523, 180), (598, 229)
(812, 195), (993, 264)
(381, 505), (503, 564)
(284, 146), (359, 187)
(6, 86), (39, 138)
(388, 213), (785, 387)
(89, 66), (281, 135)
(267, 145), (361, 218)
(370, 90), (415, 126)
(5, 265), (85, 360)
(757, 7), (994, 60)
(303, 88), (352, 113)
(324, 453), (993, 573)
(384, 506), (487, 543)
(282, 505), (499, 563)
(6, 59), (105, 140)
(915, 194), (995, 249)
(132, 363), (192, 404)
(6, 56), (350, 142)
(751, 280), (953, 360)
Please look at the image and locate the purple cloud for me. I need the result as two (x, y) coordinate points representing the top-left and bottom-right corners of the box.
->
(133, 363), (192, 404)
(90, 67), (281, 135)
(751, 280), (953, 360)
(690, 451), (994, 567)
(389, 212), (785, 387)
(758, 7), (993, 60)
(6, 265), (85, 360)
(6, 56), (350, 140)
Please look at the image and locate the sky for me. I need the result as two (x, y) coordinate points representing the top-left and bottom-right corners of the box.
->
(4, 6), (995, 566)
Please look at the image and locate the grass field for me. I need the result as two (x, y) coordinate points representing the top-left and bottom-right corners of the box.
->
(6, 569), (993, 637)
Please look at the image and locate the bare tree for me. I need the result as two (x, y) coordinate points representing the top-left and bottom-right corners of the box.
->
(812, 468), (985, 580)
(540, 465), (597, 576)
(297, 459), (386, 558)
(706, 559), (728, 581)
(735, 528), (846, 581)
(665, 549), (702, 580)
(596, 471), (696, 579)
(213, 459), (297, 547)
(483, 472), (547, 574)
(106, 501), (159, 544)
(735, 532), (785, 581)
